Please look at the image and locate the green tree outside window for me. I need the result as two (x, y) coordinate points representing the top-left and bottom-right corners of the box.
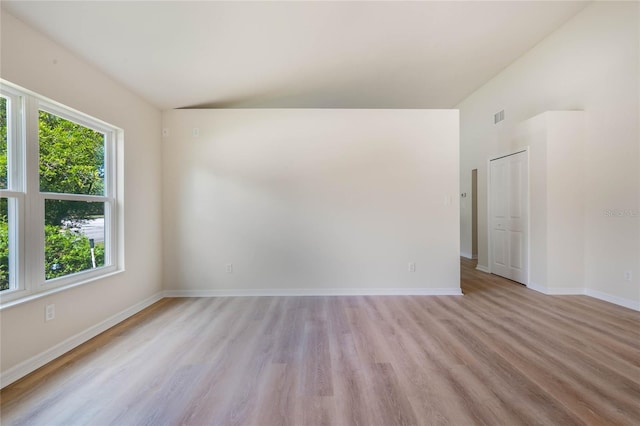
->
(0, 106), (107, 290)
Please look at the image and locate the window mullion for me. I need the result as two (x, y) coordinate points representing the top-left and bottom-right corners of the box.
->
(14, 95), (26, 293)
(10, 91), (25, 193)
(0, 190), (23, 198)
(105, 131), (115, 268)
(24, 96), (45, 289)
(40, 193), (108, 203)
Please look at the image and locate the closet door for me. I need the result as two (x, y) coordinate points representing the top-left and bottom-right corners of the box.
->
(490, 151), (528, 284)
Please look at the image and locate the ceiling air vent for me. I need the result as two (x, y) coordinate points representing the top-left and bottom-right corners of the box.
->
(494, 110), (505, 124)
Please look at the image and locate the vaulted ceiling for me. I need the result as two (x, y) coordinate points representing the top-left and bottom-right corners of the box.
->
(2, 1), (589, 110)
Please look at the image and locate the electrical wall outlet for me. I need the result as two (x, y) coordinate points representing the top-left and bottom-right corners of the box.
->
(409, 262), (416, 273)
(45, 304), (55, 322)
(226, 263), (233, 273)
(624, 271), (632, 281)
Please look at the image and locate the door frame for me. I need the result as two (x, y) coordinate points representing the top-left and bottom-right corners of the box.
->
(487, 147), (530, 286)
(471, 169), (478, 260)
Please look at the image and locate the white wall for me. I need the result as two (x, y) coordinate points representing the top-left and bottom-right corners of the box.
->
(0, 12), (163, 381)
(458, 1), (639, 308)
(514, 111), (585, 294)
(162, 109), (460, 295)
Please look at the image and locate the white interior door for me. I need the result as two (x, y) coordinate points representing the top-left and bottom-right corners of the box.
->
(490, 151), (528, 284)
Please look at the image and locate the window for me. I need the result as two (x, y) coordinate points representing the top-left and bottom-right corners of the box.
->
(0, 91), (21, 295)
(0, 81), (121, 306)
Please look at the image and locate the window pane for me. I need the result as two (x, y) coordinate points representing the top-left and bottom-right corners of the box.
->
(45, 200), (105, 280)
(39, 111), (105, 195)
(0, 198), (10, 291)
(1, 97), (8, 190)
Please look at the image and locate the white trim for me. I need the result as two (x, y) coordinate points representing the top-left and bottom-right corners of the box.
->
(475, 264), (490, 273)
(584, 288), (640, 311)
(1, 286), (634, 389)
(526, 281), (548, 294)
(528, 281), (585, 295)
(527, 283), (583, 295)
(0, 88), (25, 295)
(163, 287), (464, 297)
(527, 283), (639, 311)
(546, 288), (584, 295)
(0, 292), (164, 389)
(1, 80), (116, 133)
(460, 251), (473, 259)
(38, 192), (108, 202)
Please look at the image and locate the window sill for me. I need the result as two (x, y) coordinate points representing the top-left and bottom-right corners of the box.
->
(0, 269), (125, 311)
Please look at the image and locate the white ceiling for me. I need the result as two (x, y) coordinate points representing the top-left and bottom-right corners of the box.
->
(2, 1), (589, 110)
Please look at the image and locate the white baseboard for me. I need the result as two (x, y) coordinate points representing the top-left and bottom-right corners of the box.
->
(527, 282), (583, 295)
(584, 288), (640, 311)
(546, 288), (584, 295)
(0, 292), (164, 389)
(3, 285), (632, 390)
(163, 287), (464, 297)
(475, 264), (490, 273)
(527, 283), (639, 311)
(461, 252), (479, 260)
(526, 281), (547, 293)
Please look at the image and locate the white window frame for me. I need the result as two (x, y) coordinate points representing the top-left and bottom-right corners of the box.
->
(0, 80), (122, 307)
(0, 85), (26, 299)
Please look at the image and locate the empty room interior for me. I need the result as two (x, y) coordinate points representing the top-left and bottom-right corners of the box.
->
(0, 1), (639, 425)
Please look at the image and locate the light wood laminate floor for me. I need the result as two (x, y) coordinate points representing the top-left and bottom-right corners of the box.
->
(1, 258), (639, 425)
